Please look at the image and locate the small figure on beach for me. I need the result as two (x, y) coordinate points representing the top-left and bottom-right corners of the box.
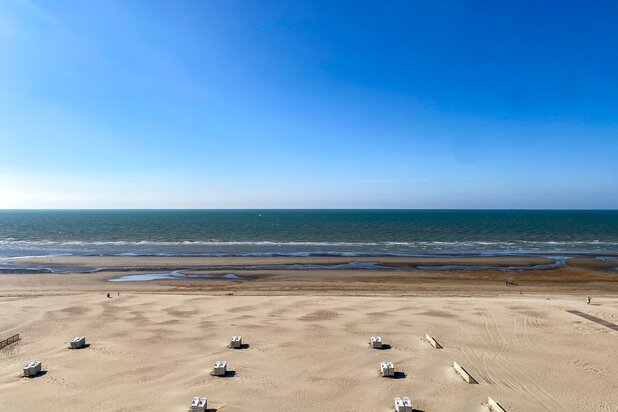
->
(107, 293), (111, 298)
(587, 296), (591, 305)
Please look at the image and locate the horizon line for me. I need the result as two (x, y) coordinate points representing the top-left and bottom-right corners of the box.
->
(0, 208), (617, 212)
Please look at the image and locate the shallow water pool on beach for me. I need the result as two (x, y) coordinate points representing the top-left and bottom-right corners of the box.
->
(108, 272), (242, 282)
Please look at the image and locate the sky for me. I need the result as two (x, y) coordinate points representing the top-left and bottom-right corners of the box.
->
(0, 0), (617, 209)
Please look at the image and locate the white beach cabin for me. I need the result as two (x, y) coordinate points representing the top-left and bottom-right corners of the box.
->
(380, 361), (395, 377)
(23, 361), (42, 377)
(70, 336), (86, 349)
(394, 396), (413, 412)
(191, 396), (207, 412)
(370, 336), (383, 349)
(212, 360), (227, 377)
(230, 335), (242, 349)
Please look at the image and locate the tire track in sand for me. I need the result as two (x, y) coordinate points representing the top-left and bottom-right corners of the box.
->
(458, 308), (566, 411)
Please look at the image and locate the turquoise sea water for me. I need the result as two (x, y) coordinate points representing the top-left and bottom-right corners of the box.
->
(0, 210), (616, 258)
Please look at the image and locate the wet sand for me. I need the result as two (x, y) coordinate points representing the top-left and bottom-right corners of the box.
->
(2, 255), (617, 296)
(17, 255), (558, 267)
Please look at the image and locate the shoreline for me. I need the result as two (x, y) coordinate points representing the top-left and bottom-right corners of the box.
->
(10, 254), (560, 266)
(0, 255), (616, 297)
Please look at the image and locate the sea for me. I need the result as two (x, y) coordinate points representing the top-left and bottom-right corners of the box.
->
(0, 209), (616, 259)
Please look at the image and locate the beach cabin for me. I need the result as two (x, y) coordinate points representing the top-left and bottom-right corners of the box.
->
(212, 360), (227, 377)
(23, 361), (42, 377)
(370, 336), (383, 349)
(70, 336), (86, 349)
(230, 335), (242, 349)
(191, 396), (207, 412)
(394, 396), (413, 412)
(380, 361), (395, 377)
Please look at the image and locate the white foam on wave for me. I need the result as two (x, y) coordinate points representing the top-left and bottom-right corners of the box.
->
(1, 239), (618, 247)
(0, 253), (73, 262)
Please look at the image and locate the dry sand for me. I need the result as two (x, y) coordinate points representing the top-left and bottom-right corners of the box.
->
(1, 257), (617, 411)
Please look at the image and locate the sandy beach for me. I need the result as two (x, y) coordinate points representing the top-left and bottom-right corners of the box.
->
(4, 0), (618, 408)
(1, 256), (617, 411)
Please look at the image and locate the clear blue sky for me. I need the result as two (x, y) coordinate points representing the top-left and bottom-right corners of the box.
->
(0, 0), (617, 208)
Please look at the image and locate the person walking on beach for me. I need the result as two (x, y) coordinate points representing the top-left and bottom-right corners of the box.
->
(587, 296), (591, 305)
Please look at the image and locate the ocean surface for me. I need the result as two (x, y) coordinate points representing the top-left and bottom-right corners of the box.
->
(0, 210), (617, 259)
